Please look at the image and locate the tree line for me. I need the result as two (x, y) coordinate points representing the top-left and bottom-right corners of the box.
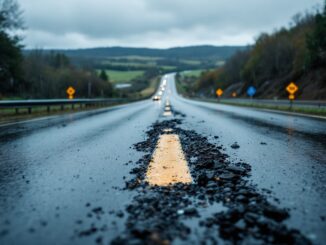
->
(189, 3), (326, 99)
(0, 0), (113, 99)
(23, 51), (114, 99)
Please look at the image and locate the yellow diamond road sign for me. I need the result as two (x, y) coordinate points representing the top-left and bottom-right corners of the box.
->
(216, 88), (223, 97)
(66, 86), (76, 99)
(286, 82), (298, 95)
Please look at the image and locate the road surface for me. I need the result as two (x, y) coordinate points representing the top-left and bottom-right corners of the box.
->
(0, 74), (325, 244)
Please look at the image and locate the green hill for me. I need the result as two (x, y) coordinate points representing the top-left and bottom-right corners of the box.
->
(38, 45), (245, 60)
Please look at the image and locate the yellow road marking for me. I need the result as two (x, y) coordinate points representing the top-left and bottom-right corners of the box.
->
(163, 128), (173, 133)
(165, 106), (171, 111)
(163, 105), (172, 116)
(146, 132), (192, 186)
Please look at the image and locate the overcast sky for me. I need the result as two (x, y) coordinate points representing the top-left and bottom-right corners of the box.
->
(19, 0), (323, 49)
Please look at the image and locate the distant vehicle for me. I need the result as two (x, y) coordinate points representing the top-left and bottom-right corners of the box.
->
(152, 95), (161, 101)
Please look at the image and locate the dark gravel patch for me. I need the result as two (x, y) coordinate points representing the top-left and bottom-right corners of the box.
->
(112, 109), (311, 244)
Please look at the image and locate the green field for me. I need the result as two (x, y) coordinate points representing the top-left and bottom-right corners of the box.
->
(103, 62), (156, 68)
(108, 56), (161, 61)
(216, 60), (225, 66)
(102, 70), (145, 83)
(180, 59), (202, 65)
(181, 69), (206, 77)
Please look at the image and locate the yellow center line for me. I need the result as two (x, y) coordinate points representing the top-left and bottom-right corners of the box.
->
(163, 111), (172, 116)
(163, 128), (173, 133)
(146, 131), (193, 186)
(163, 105), (172, 116)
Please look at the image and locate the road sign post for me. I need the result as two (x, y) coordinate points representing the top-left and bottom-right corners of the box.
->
(286, 82), (298, 110)
(216, 89), (223, 102)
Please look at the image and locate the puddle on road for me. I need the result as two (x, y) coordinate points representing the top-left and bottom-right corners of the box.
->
(146, 131), (192, 186)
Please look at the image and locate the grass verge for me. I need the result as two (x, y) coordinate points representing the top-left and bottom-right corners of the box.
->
(199, 98), (326, 117)
(139, 77), (160, 98)
(0, 103), (126, 125)
(1, 75), (161, 125)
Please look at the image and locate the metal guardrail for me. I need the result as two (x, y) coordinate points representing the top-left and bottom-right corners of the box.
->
(0, 98), (130, 114)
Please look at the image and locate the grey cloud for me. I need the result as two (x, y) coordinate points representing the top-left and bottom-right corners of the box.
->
(18, 0), (323, 48)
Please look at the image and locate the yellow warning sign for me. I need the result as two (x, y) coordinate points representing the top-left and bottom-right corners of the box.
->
(289, 94), (295, 100)
(66, 86), (76, 99)
(286, 82), (298, 95)
(216, 88), (223, 97)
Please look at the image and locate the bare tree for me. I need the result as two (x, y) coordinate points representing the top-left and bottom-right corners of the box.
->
(0, 0), (24, 32)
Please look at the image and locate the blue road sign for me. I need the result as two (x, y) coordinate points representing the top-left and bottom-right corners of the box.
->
(247, 86), (256, 97)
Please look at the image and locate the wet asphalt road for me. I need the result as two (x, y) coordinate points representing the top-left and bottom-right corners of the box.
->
(0, 74), (325, 245)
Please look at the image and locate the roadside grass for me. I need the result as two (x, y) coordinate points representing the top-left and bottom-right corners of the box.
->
(199, 98), (326, 117)
(0, 105), (102, 125)
(175, 79), (188, 95)
(0, 104), (122, 125)
(223, 102), (326, 117)
(0, 75), (161, 125)
(139, 77), (160, 98)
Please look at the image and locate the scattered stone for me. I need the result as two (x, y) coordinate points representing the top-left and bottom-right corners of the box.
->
(116, 211), (124, 218)
(0, 229), (9, 237)
(231, 142), (240, 149)
(226, 165), (247, 174)
(263, 206), (289, 222)
(95, 236), (103, 244)
(235, 219), (246, 230)
(40, 220), (47, 227)
(219, 172), (236, 180)
(76, 220), (83, 225)
(79, 226), (98, 237)
(197, 173), (209, 186)
(184, 208), (198, 216)
(92, 207), (104, 215)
